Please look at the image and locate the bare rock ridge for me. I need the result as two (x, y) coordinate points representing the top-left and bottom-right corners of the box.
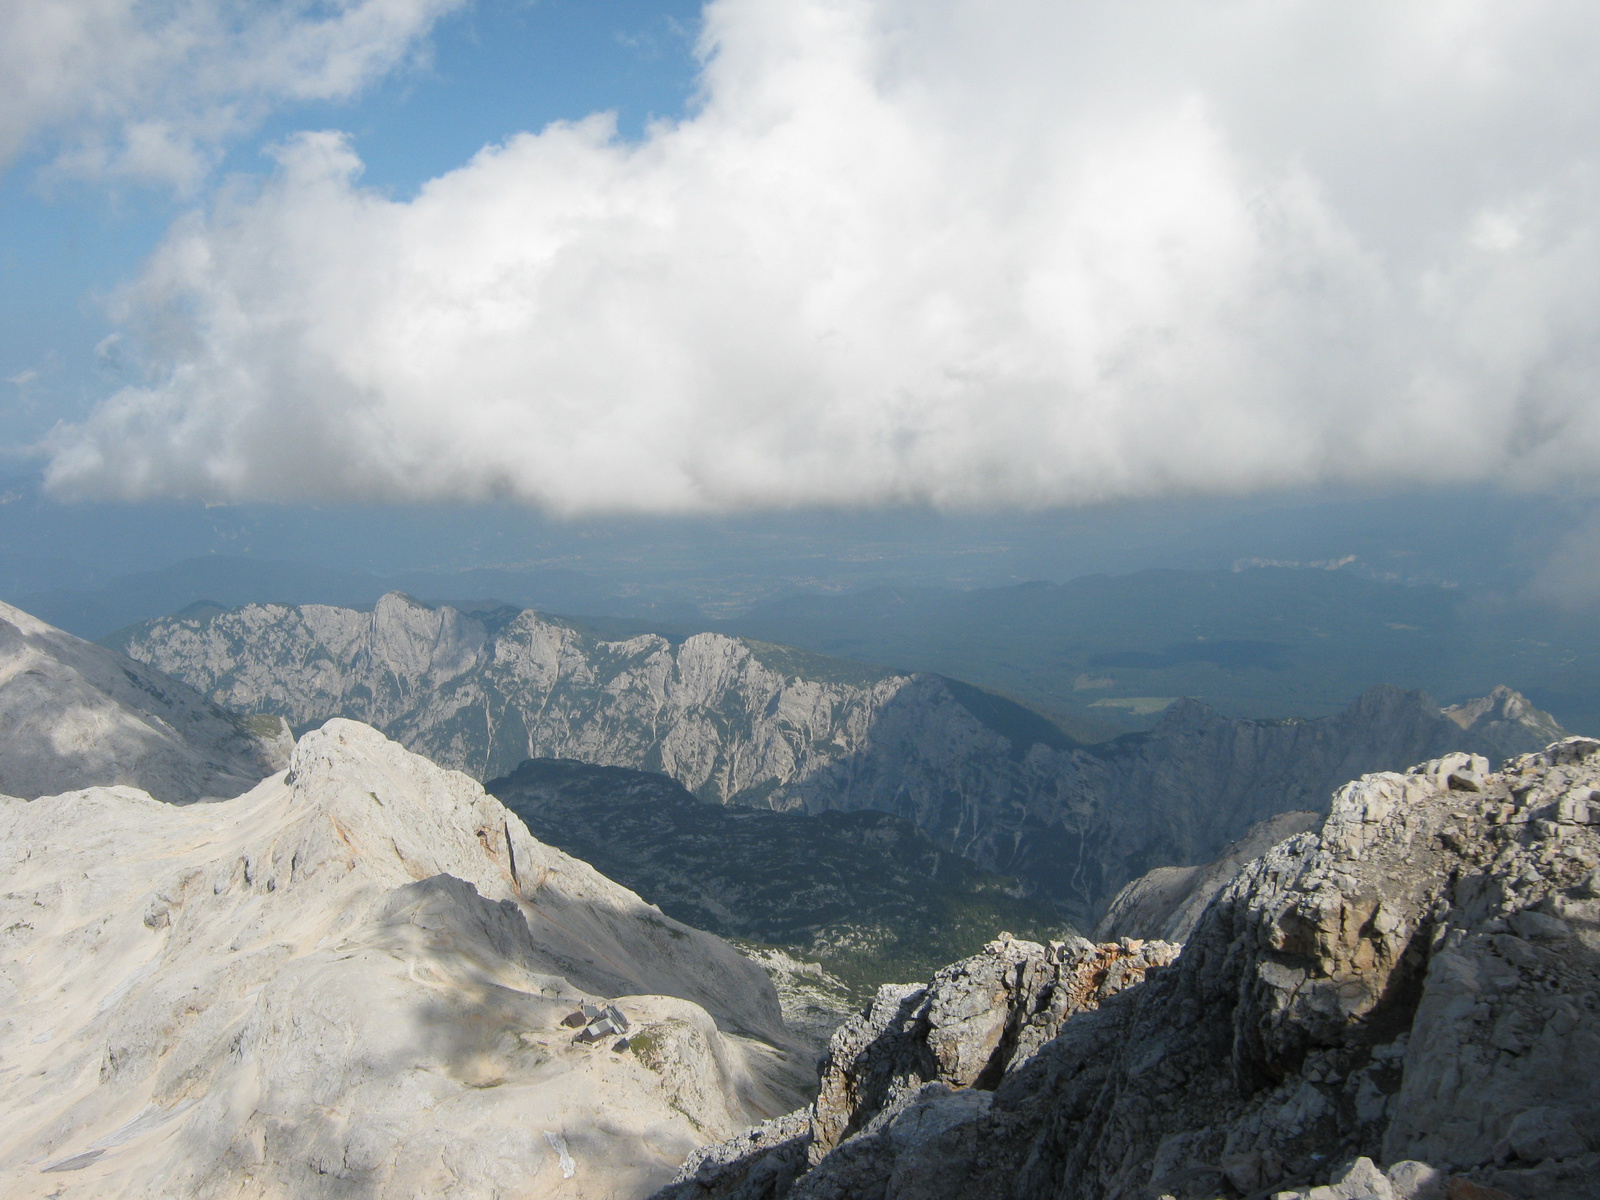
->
(658, 739), (1600, 1200)
(114, 594), (1569, 926)
(658, 935), (1182, 1200)
(1444, 685), (1568, 751)
(0, 597), (288, 802)
(1094, 688), (1578, 946)
(1093, 809), (1323, 944)
(0, 719), (810, 1199)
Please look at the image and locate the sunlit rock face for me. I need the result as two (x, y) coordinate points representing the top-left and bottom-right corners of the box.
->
(0, 720), (809, 1200)
(660, 739), (1600, 1200)
(0, 599), (288, 803)
(120, 593), (1566, 926)
(1093, 808), (1324, 944)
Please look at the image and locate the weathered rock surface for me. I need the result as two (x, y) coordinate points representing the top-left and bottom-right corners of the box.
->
(0, 599), (287, 803)
(0, 720), (809, 1200)
(1093, 809), (1322, 944)
(658, 934), (1179, 1200)
(656, 739), (1600, 1200)
(116, 594), (1567, 924)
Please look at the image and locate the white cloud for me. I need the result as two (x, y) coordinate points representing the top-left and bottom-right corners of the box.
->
(0, 0), (462, 190)
(42, 0), (1600, 511)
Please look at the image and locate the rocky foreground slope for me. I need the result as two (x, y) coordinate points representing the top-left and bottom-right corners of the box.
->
(1093, 697), (1580, 945)
(0, 598), (288, 802)
(115, 595), (1567, 925)
(659, 738), (1600, 1200)
(0, 720), (809, 1200)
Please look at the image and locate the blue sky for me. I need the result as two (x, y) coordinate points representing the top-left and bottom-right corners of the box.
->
(2, 1), (704, 450)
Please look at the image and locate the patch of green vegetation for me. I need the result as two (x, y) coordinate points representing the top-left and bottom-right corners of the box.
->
(641, 913), (688, 941)
(239, 714), (288, 737)
(797, 900), (1070, 1003)
(490, 758), (1076, 1005)
(627, 1028), (664, 1068)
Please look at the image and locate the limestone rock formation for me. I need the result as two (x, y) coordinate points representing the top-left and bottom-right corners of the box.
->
(116, 594), (1568, 924)
(1093, 809), (1322, 944)
(0, 598), (287, 802)
(658, 935), (1179, 1200)
(655, 738), (1600, 1200)
(1096, 691), (1572, 947)
(0, 720), (809, 1200)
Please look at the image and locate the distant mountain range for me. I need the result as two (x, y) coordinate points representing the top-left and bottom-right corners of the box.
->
(720, 567), (1600, 735)
(113, 592), (1567, 926)
(18, 544), (1599, 740)
(14, 554), (635, 642)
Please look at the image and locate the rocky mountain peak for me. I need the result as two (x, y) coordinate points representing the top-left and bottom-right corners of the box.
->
(1, 718), (809, 1198)
(1443, 684), (1566, 750)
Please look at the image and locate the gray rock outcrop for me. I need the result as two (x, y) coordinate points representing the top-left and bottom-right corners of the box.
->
(657, 738), (1600, 1200)
(115, 594), (1568, 924)
(0, 598), (287, 802)
(660, 934), (1179, 1200)
(1093, 809), (1322, 944)
(0, 719), (810, 1199)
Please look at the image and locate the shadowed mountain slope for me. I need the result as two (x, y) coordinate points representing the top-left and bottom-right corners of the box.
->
(0, 598), (288, 802)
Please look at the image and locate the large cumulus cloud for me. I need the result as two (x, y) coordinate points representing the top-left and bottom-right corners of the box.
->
(42, 0), (1600, 510)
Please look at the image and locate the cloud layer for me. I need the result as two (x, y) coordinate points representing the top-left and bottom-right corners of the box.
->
(0, 0), (460, 189)
(42, 0), (1600, 511)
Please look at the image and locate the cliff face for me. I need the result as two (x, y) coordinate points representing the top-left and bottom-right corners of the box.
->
(0, 720), (809, 1200)
(117, 594), (1565, 924)
(112, 593), (907, 798)
(659, 738), (1600, 1200)
(0, 598), (288, 802)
